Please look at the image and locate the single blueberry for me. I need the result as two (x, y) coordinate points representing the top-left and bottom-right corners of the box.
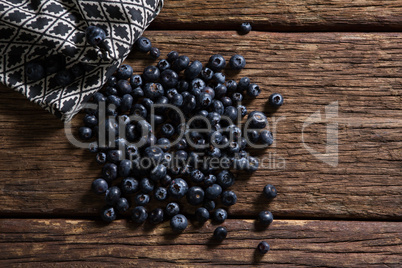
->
(132, 206), (148, 223)
(213, 208), (228, 223)
(116, 64), (133, 80)
(221, 191), (237, 206)
(186, 186), (205, 206)
(101, 206), (116, 223)
(121, 177), (139, 194)
(86, 26), (106, 46)
(239, 22), (252, 35)
(165, 202), (180, 217)
(208, 54), (226, 72)
(170, 214), (188, 232)
(91, 178), (108, 194)
(135, 36), (152, 52)
(195, 207), (210, 223)
(213, 226), (227, 241)
(229, 54), (246, 70)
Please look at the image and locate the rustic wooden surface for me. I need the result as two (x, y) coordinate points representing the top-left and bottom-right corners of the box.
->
(0, 1), (402, 267)
(0, 219), (401, 266)
(151, 0), (402, 31)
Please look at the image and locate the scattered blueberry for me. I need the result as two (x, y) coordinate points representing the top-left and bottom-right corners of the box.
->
(213, 226), (227, 241)
(239, 22), (252, 35)
(229, 54), (246, 70)
(263, 184), (277, 199)
(86, 26), (106, 46)
(257, 241), (270, 254)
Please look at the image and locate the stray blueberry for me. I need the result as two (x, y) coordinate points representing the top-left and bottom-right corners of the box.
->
(239, 22), (252, 35)
(258, 211), (273, 226)
(79, 126), (92, 140)
(213, 226), (227, 241)
(221, 191), (237, 206)
(229, 54), (246, 70)
(247, 83), (261, 97)
(257, 241), (270, 254)
(263, 184), (277, 199)
(269, 93), (284, 107)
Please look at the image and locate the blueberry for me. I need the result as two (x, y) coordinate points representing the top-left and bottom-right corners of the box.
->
(269, 93), (284, 107)
(213, 226), (227, 241)
(260, 130), (274, 146)
(121, 177), (139, 194)
(198, 92), (212, 108)
(154, 187), (168, 201)
(131, 104), (147, 118)
(54, 69), (73, 86)
(215, 84), (228, 98)
(208, 54), (226, 72)
(204, 200), (216, 211)
(200, 67), (214, 82)
(130, 74), (142, 88)
(239, 22), (252, 34)
(217, 170), (235, 189)
(131, 87), (144, 98)
(116, 197), (129, 213)
(213, 208), (227, 223)
(140, 178), (154, 193)
(107, 76), (117, 87)
(132, 206), (148, 223)
(161, 174), (173, 187)
(238, 77), (250, 92)
(171, 93), (184, 106)
(191, 78), (206, 95)
(170, 214), (188, 232)
(224, 106), (238, 123)
(189, 170), (203, 184)
(149, 208), (164, 225)
(116, 64), (133, 80)
(118, 159), (132, 177)
(168, 178), (188, 199)
(107, 95), (121, 108)
(238, 105), (247, 117)
(211, 100), (224, 115)
(210, 131), (223, 146)
(258, 210), (274, 226)
(185, 60), (203, 80)
(157, 138), (171, 152)
(102, 163), (118, 182)
(134, 193), (150, 206)
(120, 94), (133, 112)
(263, 184), (277, 199)
(86, 25), (106, 46)
(143, 65), (160, 82)
(175, 138), (188, 151)
(177, 80), (189, 92)
(186, 186), (205, 206)
(165, 202), (180, 217)
(195, 207), (210, 223)
(167, 51), (179, 63)
(221, 191), (237, 206)
(116, 79), (132, 95)
(248, 129), (260, 143)
(78, 126), (92, 140)
(161, 123), (175, 137)
(246, 156), (259, 172)
(172, 55), (190, 72)
(257, 241), (270, 254)
(104, 86), (118, 96)
(105, 186), (121, 205)
(212, 72), (226, 84)
(93, 92), (106, 103)
(89, 143), (98, 153)
(247, 83), (261, 97)
(135, 36), (152, 52)
(150, 164), (167, 181)
(150, 47), (160, 59)
(232, 92), (243, 103)
(204, 174), (217, 186)
(107, 150), (123, 163)
(206, 184), (222, 200)
(221, 96), (232, 107)
(101, 206), (116, 223)
(229, 54), (246, 70)
(91, 178), (108, 194)
(182, 94), (196, 113)
(96, 152), (107, 164)
(248, 111), (267, 129)
(202, 86), (215, 99)
(176, 150), (188, 161)
(143, 83), (164, 99)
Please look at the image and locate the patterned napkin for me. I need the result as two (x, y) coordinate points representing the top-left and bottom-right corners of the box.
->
(0, 0), (163, 121)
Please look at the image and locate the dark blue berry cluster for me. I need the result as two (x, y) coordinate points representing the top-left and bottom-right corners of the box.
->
(81, 39), (282, 243)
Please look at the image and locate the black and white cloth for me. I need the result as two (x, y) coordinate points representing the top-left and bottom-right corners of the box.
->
(0, 0), (163, 121)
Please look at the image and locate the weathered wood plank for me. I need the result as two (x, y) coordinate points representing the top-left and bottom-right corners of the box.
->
(0, 219), (400, 266)
(151, 0), (402, 31)
(0, 32), (401, 219)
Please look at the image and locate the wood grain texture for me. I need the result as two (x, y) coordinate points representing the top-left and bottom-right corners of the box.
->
(0, 32), (401, 219)
(0, 219), (400, 266)
(151, 0), (402, 31)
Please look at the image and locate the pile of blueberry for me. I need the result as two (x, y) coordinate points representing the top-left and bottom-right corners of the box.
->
(79, 34), (283, 254)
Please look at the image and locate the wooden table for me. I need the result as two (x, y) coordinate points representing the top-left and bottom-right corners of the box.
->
(1, 0), (401, 266)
